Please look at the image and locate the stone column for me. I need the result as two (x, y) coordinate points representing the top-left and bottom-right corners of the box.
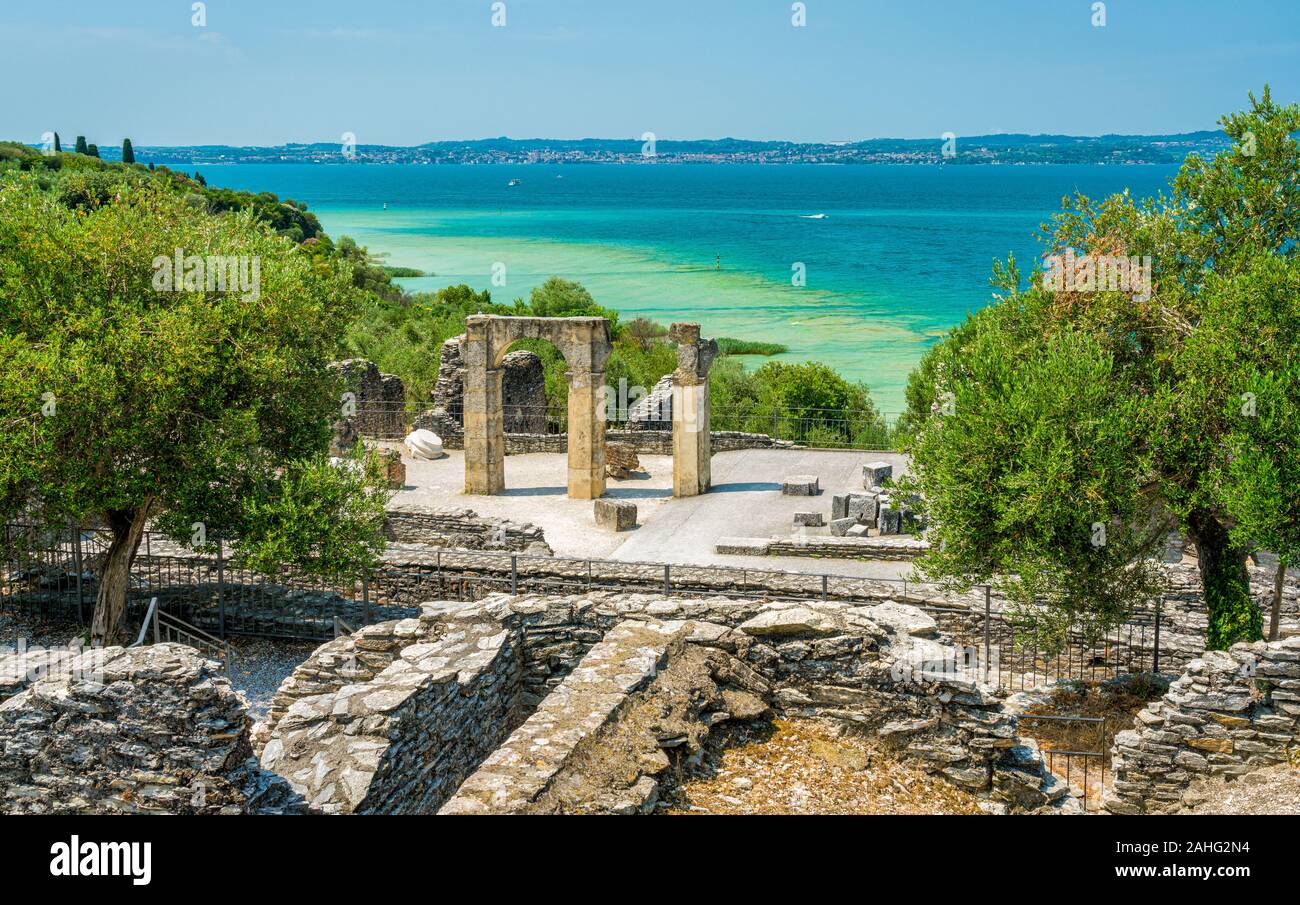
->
(669, 323), (717, 498)
(566, 369), (606, 499)
(672, 379), (711, 497)
(463, 321), (506, 494)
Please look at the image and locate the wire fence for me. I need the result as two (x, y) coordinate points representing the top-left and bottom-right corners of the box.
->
(2, 521), (1169, 694)
(353, 400), (904, 450)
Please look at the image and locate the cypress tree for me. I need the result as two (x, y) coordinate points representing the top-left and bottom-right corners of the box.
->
(53, 133), (61, 153)
(122, 138), (135, 164)
(74, 135), (87, 154)
(87, 144), (100, 159)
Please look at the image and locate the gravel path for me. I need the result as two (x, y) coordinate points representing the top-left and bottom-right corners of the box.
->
(0, 610), (85, 650)
(1183, 764), (1300, 815)
(225, 636), (319, 721)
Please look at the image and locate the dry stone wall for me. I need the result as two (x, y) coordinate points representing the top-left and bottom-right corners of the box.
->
(1103, 636), (1300, 815)
(264, 592), (1077, 814)
(259, 612), (522, 814)
(442, 619), (767, 814)
(383, 504), (552, 554)
(330, 358), (406, 439)
(0, 643), (303, 815)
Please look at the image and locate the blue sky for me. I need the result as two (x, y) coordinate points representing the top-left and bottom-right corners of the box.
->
(3, 0), (1298, 146)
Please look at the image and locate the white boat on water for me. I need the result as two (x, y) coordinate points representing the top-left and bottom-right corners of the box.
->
(802, 212), (828, 219)
(508, 178), (521, 187)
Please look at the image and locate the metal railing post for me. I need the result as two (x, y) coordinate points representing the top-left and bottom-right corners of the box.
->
(1152, 598), (1162, 674)
(215, 536), (226, 640)
(510, 555), (518, 594)
(983, 585), (992, 684)
(71, 523), (84, 624)
(821, 574), (828, 601)
(363, 575), (372, 624)
(663, 564), (670, 597)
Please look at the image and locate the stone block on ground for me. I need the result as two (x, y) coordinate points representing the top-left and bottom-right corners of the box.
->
(846, 492), (878, 526)
(605, 441), (642, 479)
(782, 475), (820, 496)
(877, 506), (902, 535)
(594, 499), (637, 532)
(863, 461), (893, 488)
(373, 448), (406, 488)
(831, 494), (849, 520)
(404, 429), (446, 460)
(845, 524), (870, 538)
(793, 512), (825, 528)
(830, 517), (857, 537)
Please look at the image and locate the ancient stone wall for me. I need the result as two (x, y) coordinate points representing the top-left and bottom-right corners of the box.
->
(330, 358), (407, 439)
(421, 593), (1074, 813)
(500, 349), (548, 433)
(442, 619), (768, 814)
(726, 535), (929, 560)
(0, 643), (303, 814)
(383, 504), (552, 554)
(259, 611), (523, 814)
(1103, 636), (1300, 814)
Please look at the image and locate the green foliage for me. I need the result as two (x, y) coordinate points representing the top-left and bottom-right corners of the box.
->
(715, 337), (788, 356)
(121, 138), (135, 165)
(901, 89), (1300, 649)
(232, 451), (389, 582)
(525, 276), (620, 332)
(341, 283), (508, 405)
(897, 310), (1166, 649)
(74, 135), (87, 154)
(0, 176), (388, 640)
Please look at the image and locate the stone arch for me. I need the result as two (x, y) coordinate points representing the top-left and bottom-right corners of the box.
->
(463, 315), (611, 499)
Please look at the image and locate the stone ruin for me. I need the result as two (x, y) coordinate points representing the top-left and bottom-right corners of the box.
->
(7, 586), (1300, 815)
(0, 643), (303, 814)
(438, 315), (717, 500)
(416, 324), (784, 462)
(249, 592), (1079, 815)
(329, 358), (407, 443)
(415, 338), (550, 441)
(1103, 635), (1300, 814)
(383, 503), (552, 555)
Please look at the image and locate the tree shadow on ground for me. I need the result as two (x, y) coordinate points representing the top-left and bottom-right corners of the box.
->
(707, 482), (782, 493)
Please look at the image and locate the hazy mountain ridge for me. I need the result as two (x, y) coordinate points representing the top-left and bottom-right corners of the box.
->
(82, 131), (1234, 166)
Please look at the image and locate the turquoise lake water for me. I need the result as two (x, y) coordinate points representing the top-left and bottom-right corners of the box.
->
(200, 163), (1179, 412)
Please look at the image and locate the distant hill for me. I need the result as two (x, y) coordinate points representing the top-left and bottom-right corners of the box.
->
(52, 131), (1236, 166)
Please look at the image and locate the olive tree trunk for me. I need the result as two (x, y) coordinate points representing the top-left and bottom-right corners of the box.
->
(1187, 510), (1261, 650)
(90, 506), (151, 647)
(1270, 558), (1287, 642)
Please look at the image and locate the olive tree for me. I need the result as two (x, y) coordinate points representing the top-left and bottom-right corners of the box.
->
(900, 90), (1300, 650)
(0, 177), (389, 644)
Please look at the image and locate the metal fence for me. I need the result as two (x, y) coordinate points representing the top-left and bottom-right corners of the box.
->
(1015, 714), (1107, 811)
(2, 522), (1166, 692)
(353, 401), (903, 451)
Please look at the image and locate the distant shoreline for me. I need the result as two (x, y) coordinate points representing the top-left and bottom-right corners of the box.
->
(61, 131), (1231, 168)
